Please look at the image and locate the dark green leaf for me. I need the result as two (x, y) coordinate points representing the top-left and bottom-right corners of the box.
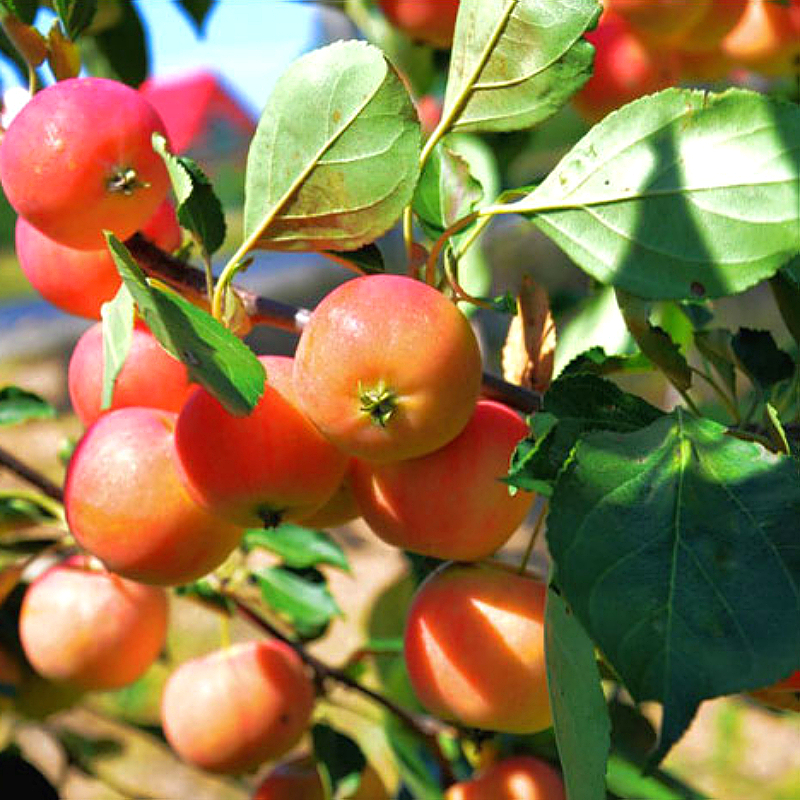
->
(312, 723), (367, 798)
(444, 0), (599, 134)
(384, 718), (445, 800)
(731, 328), (794, 391)
(106, 234), (265, 416)
(0, 0), (37, 24)
(323, 243), (385, 275)
(176, 0), (214, 34)
(244, 525), (349, 572)
(413, 143), (483, 241)
(508, 89), (800, 300)
(100, 284), (135, 411)
(505, 374), (664, 493)
(256, 566), (341, 639)
(152, 133), (226, 256)
(548, 411), (800, 762)
(770, 268), (800, 345)
(81, 0), (147, 86)
(545, 585), (610, 800)
(53, 0), (96, 39)
(490, 291), (516, 314)
(245, 40), (420, 252)
(0, 387), (55, 426)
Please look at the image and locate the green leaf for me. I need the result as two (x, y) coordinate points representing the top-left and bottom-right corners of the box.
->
(323, 243), (385, 275)
(0, 387), (55, 426)
(0, 492), (58, 525)
(384, 718), (444, 800)
(244, 40), (421, 252)
(545, 585), (610, 800)
(176, 0), (214, 34)
(53, 0), (96, 39)
(413, 143), (483, 241)
(443, 0), (599, 135)
(607, 754), (707, 800)
(731, 328), (794, 391)
(81, 0), (147, 86)
(505, 374), (663, 493)
(105, 234), (265, 416)
(547, 410), (800, 762)
(174, 578), (233, 615)
(616, 290), (692, 391)
(555, 286), (641, 377)
(770, 268), (800, 345)
(243, 524), (350, 572)
(256, 566), (342, 639)
(152, 133), (226, 256)
(312, 723), (367, 799)
(0, 0), (38, 24)
(100, 283), (135, 411)
(507, 89), (800, 300)
(694, 329), (736, 399)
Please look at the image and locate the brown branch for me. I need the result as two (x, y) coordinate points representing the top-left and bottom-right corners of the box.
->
(0, 445), (64, 503)
(125, 234), (542, 415)
(229, 594), (458, 787)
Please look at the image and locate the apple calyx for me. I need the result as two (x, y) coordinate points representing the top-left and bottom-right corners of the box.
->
(107, 167), (149, 195)
(358, 381), (398, 428)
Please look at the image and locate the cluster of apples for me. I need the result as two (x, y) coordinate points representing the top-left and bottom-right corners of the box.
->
(576, 0), (800, 121)
(1, 72), (556, 789)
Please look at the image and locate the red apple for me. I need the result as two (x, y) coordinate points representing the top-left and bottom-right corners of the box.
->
(445, 756), (566, 800)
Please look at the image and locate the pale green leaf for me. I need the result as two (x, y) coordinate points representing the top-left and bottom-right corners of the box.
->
(100, 284), (135, 411)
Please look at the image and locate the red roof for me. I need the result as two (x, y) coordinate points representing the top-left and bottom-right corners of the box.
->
(140, 70), (256, 154)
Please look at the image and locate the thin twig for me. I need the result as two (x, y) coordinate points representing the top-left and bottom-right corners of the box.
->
(0, 445), (64, 503)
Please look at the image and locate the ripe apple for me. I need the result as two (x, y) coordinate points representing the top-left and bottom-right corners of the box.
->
(175, 355), (349, 528)
(575, 11), (681, 122)
(405, 562), (551, 733)
(19, 556), (168, 690)
(603, 0), (710, 45)
(65, 407), (244, 585)
(14, 199), (181, 320)
(378, 0), (460, 49)
(161, 640), (316, 773)
(293, 274), (482, 463)
(253, 756), (325, 800)
(722, 0), (800, 77)
(351, 400), (534, 560)
(677, 0), (748, 53)
(445, 756), (566, 800)
(0, 77), (171, 250)
(68, 319), (194, 427)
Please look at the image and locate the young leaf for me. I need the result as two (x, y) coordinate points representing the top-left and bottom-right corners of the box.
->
(105, 234), (265, 416)
(731, 328), (794, 391)
(243, 525), (350, 572)
(312, 723), (367, 799)
(545, 585), (610, 800)
(413, 143), (483, 241)
(547, 410), (800, 762)
(0, 492), (59, 525)
(53, 0), (96, 39)
(152, 133), (226, 256)
(506, 89), (800, 300)
(505, 374), (664, 493)
(244, 40), (421, 252)
(100, 283), (135, 411)
(256, 566), (342, 639)
(443, 0), (599, 135)
(0, 387), (55, 426)
(174, 578), (233, 615)
(616, 290), (692, 391)
(606, 754), (707, 800)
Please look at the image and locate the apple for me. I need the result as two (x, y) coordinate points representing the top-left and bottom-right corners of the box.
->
(65, 407), (244, 585)
(293, 274), (482, 463)
(253, 756), (325, 800)
(445, 755), (566, 800)
(378, 0), (460, 49)
(68, 319), (194, 427)
(161, 640), (316, 773)
(603, 0), (710, 46)
(351, 400), (534, 560)
(19, 556), (168, 690)
(405, 562), (551, 733)
(0, 77), (170, 249)
(175, 355), (349, 528)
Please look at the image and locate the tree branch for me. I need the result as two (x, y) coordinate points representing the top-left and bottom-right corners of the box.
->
(126, 234), (542, 415)
(0, 445), (64, 502)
